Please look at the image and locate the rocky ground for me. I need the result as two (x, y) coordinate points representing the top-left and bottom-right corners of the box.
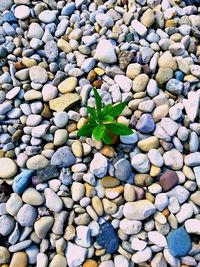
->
(0, 0), (200, 266)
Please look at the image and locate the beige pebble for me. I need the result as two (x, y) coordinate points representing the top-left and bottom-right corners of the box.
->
(152, 104), (169, 122)
(49, 254), (67, 267)
(54, 129), (68, 146)
(138, 136), (159, 152)
(105, 186), (124, 199)
(71, 140), (83, 157)
(132, 74), (149, 92)
(64, 225), (76, 241)
(124, 184), (136, 202)
(49, 93), (80, 112)
(58, 77), (77, 93)
(126, 63), (141, 79)
(102, 198), (117, 215)
(101, 176), (120, 188)
(22, 187), (45, 206)
(0, 158), (17, 179)
(26, 155), (49, 170)
(140, 9), (155, 28)
(10, 252), (28, 267)
(57, 39), (72, 53)
(24, 90), (42, 101)
(92, 196), (104, 216)
(0, 246), (10, 264)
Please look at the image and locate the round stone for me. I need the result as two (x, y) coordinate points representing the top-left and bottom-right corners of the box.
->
(17, 204), (37, 227)
(22, 187), (45, 206)
(26, 155), (49, 170)
(29, 66), (48, 84)
(54, 112), (69, 128)
(14, 5), (30, 20)
(58, 77), (77, 93)
(0, 158), (17, 179)
(0, 246), (10, 264)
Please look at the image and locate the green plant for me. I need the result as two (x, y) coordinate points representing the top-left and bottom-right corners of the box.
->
(77, 88), (133, 144)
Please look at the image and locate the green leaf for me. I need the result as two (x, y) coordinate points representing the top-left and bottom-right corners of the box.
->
(103, 115), (114, 123)
(102, 130), (112, 144)
(77, 124), (96, 137)
(106, 123), (133, 136)
(92, 124), (106, 141)
(102, 104), (112, 115)
(104, 102), (127, 118)
(93, 88), (102, 110)
(87, 106), (98, 119)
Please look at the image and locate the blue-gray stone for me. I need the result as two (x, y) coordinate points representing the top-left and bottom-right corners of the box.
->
(136, 114), (155, 133)
(166, 79), (183, 95)
(3, 12), (17, 23)
(96, 222), (119, 254)
(61, 3), (76, 16)
(51, 146), (76, 168)
(167, 227), (192, 257)
(114, 158), (133, 181)
(12, 170), (34, 194)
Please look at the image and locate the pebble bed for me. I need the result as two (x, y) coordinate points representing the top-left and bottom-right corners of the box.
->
(0, 0), (200, 266)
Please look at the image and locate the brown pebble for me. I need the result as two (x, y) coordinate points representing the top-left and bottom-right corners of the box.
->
(100, 145), (116, 158)
(14, 61), (25, 70)
(87, 70), (97, 82)
(41, 103), (52, 119)
(159, 170), (179, 192)
(92, 80), (102, 88)
(162, 208), (170, 218)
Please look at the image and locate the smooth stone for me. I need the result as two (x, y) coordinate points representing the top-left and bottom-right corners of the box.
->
(90, 153), (108, 178)
(0, 215), (15, 236)
(96, 13), (114, 28)
(95, 39), (117, 64)
(184, 152), (200, 167)
(119, 218), (142, 235)
(155, 193), (169, 211)
(61, 2), (75, 16)
(132, 247), (152, 264)
(161, 118), (179, 136)
(28, 23), (44, 39)
(17, 204), (37, 227)
(58, 77), (77, 94)
(51, 146), (76, 168)
(148, 149), (163, 167)
(136, 114), (155, 133)
(159, 170), (179, 192)
(75, 225), (91, 248)
(131, 154), (150, 173)
(36, 253), (48, 267)
(6, 193), (23, 216)
(137, 136), (159, 152)
(12, 170), (33, 194)
(71, 182), (85, 202)
(49, 255), (67, 267)
(10, 252), (28, 267)
(185, 219), (200, 235)
(29, 66), (48, 84)
(44, 188), (63, 213)
(167, 227), (192, 257)
(96, 222), (119, 254)
(183, 91), (200, 122)
(34, 216), (54, 239)
(14, 5), (30, 20)
(42, 84), (58, 102)
(0, 246), (10, 264)
(114, 255), (129, 267)
(39, 10), (57, 23)
(22, 188), (44, 206)
(54, 112), (69, 128)
(132, 74), (149, 92)
(49, 93), (80, 112)
(71, 141), (83, 158)
(26, 155), (49, 170)
(54, 129), (68, 146)
(166, 79), (183, 95)
(163, 149), (183, 170)
(148, 231), (167, 247)
(65, 242), (87, 267)
(114, 158), (133, 181)
(131, 19), (147, 36)
(131, 237), (147, 251)
(0, 158), (17, 179)
(120, 131), (138, 144)
(168, 185), (190, 204)
(123, 200), (156, 220)
(176, 203), (193, 224)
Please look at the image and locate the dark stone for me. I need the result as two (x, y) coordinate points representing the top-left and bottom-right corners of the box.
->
(159, 170), (179, 192)
(183, 0), (200, 6)
(167, 227), (192, 257)
(114, 158), (133, 181)
(36, 166), (59, 184)
(118, 51), (133, 70)
(96, 222), (119, 254)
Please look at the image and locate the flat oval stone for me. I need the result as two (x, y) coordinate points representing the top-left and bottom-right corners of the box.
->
(0, 158), (17, 179)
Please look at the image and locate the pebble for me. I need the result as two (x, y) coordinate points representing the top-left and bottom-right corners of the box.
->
(44, 188), (63, 213)
(131, 20), (147, 36)
(51, 146), (76, 168)
(185, 219), (200, 235)
(34, 216), (54, 239)
(131, 154), (150, 173)
(123, 200), (156, 220)
(148, 231), (167, 247)
(75, 225), (91, 248)
(167, 227), (192, 257)
(58, 77), (77, 94)
(6, 193), (23, 216)
(159, 170), (179, 191)
(0, 158), (17, 179)
(96, 222), (119, 254)
(49, 254), (67, 267)
(95, 39), (117, 64)
(90, 153), (108, 178)
(71, 182), (85, 202)
(65, 242), (87, 267)
(12, 170), (33, 194)
(132, 247), (152, 264)
(17, 204), (37, 227)
(9, 252), (28, 267)
(14, 5), (30, 20)
(136, 114), (155, 133)
(114, 158), (133, 181)
(0, 215), (15, 236)
(0, 246), (10, 264)
(26, 155), (49, 170)
(120, 218), (142, 235)
(22, 187), (44, 206)
(29, 66), (48, 84)
(163, 149), (183, 170)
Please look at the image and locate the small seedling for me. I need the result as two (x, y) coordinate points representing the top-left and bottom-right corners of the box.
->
(77, 88), (133, 144)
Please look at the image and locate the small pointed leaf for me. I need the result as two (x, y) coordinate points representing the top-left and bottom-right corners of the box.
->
(104, 102), (127, 118)
(77, 124), (96, 137)
(106, 123), (133, 135)
(92, 124), (106, 141)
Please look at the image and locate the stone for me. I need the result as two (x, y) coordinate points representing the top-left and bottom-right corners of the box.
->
(6, 193), (23, 216)
(71, 182), (85, 202)
(49, 93), (80, 112)
(185, 219), (200, 235)
(71, 141), (83, 157)
(118, 51), (133, 70)
(95, 39), (117, 64)
(120, 131), (138, 144)
(26, 155), (49, 170)
(119, 218), (142, 235)
(136, 114), (155, 133)
(96, 222), (119, 254)
(42, 84), (57, 102)
(123, 200), (156, 220)
(101, 176), (120, 188)
(51, 146), (76, 168)
(163, 149), (183, 170)
(54, 112), (69, 128)
(17, 204), (37, 227)
(185, 152), (200, 167)
(14, 5), (30, 20)
(90, 153), (108, 178)
(49, 254), (67, 267)
(114, 158), (133, 181)
(96, 13), (114, 28)
(167, 227), (192, 257)
(156, 68), (173, 85)
(28, 23), (44, 39)
(159, 170), (179, 191)
(39, 10), (57, 23)
(148, 231), (167, 247)
(131, 237), (147, 251)
(126, 63), (141, 79)
(131, 154), (150, 173)
(166, 79), (183, 95)
(190, 191), (200, 206)
(36, 166), (59, 184)
(65, 242), (87, 267)
(168, 185), (190, 204)
(131, 19), (147, 36)
(0, 215), (15, 236)
(132, 74), (149, 92)
(0, 158), (17, 179)
(183, 91), (200, 122)
(0, 246), (10, 264)
(75, 225), (91, 248)
(54, 129), (68, 146)
(61, 2), (75, 16)
(114, 255), (129, 267)
(132, 247), (152, 264)
(99, 261), (114, 267)
(161, 118), (179, 136)
(22, 187), (44, 206)
(57, 39), (72, 53)
(58, 77), (77, 94)
(155, 193), (169, 211)
(83, 259), (98, 267)
(148, 149), (163, 167)
(29, 66), (48, 84)
(34, 216), (54, 239)
(176, 203), (193, 224)
(10, 252), (28, 267)
(12, 170), (33, 194)
(138, 136), (159, 152)
(45, 41), (59, 62)
(44, 188), (63, 213)
(141, 9), (155, 27)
